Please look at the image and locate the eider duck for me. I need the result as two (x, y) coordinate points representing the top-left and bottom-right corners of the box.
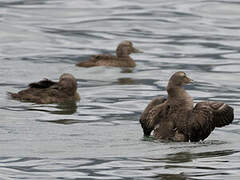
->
(140, 71), (234, 142)
(9, 73), (80, 104)
(76, 41), (142, 67)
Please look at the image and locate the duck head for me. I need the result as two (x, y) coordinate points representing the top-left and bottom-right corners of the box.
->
(167, 71), (194, 99)
(59, 73), (78, 95)
(116, 41), (142, 58)
(168, 71), (193, 87)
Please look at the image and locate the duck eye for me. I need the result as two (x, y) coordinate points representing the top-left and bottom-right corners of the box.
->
(180, 72), (185, 77)
(127, 42), (132, 46)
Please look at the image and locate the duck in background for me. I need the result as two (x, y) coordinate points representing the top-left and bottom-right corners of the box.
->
(76, 41), (142, 68)
(140, 71), (234, 142)
(9, 73), (80, 104)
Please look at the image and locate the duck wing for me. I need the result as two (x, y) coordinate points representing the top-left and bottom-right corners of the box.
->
(9, 79), (64, 103)
(90, 54), (117, 62)
(76, 54), (117, 67)
(188, 101), (234, 142)
(29, 79), (57, 89)
(140, 97), (167, 136)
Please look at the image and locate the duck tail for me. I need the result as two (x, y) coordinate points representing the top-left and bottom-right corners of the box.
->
(76, 61), (96, 67)
(7, 92), (19, 99)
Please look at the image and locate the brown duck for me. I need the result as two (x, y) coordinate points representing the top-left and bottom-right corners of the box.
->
(76, 41), (142, 67)
(9, 73), (80, 104)
(140, 71), (234, 142)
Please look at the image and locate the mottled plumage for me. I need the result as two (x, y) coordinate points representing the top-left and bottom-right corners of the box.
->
(140, 71), (234, 142)
(9, 73), (80, 104)
(76, 41), (142, 67)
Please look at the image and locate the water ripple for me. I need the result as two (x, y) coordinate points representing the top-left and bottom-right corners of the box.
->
(0, 0), (240, 179)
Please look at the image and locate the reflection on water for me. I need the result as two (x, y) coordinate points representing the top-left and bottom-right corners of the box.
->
(50, 102), (78, 115)
(39, 118), (81, 125)
(116, 77), (150, 85)
(165, 152), (194, 164)
(0, 0), (240, 179)
(118, 78), (136, 85)
(144, 149), (239, 164)
(2, 102), (77, 115)
(120, 68), (134, 73)
(0, 149), (239, 179)
(153, 173), (188, 180)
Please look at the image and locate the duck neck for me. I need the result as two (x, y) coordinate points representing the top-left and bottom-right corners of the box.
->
(116, 52), (130, 58)
(167, 83), (193, 109)
(116, 46), (130, 58)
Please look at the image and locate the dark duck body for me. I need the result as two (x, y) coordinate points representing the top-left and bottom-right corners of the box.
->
(9, 73), (80, 104)
(140, 71), (234, 142)
(76, 41), (142, 67)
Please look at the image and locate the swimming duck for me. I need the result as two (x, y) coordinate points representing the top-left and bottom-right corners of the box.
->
(76, 41), (142, 67)
(140, 71), (234, 142)
(9, 73), (80, 104)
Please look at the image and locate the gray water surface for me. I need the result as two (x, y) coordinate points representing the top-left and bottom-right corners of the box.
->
(1, 0), (240, 179)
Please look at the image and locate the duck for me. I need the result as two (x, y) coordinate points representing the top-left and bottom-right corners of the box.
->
(140, 71), (234, 142)
(9, 73), (80, 104)
(76, 41), (142, 67)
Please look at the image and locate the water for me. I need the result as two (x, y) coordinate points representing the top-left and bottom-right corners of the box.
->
(0, 0), (240, 179)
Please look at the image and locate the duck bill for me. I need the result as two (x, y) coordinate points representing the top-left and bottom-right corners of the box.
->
(187, 77), (194, 84)
(132, 47), (143, 53)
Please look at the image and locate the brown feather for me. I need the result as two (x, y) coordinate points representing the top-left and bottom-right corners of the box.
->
(29, 79), (57, 89)
(194, 101), (234, 127)
(9, 74), (80, 104)
(188, 107), (214, 141)
(140, 97), (166, 136)
(139, 71), (234, 142)
(76, 41), (141, 68)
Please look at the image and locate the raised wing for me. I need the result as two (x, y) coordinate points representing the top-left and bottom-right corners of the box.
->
(140, 97), (166, 136)
(188, 101), (234, 142)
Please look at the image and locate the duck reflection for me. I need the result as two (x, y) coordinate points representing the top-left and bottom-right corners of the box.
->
(165, 152), (193, 163)
(36, 102), (79, 125)
(4, 101), (78, 115)
(152, 173), (187, 180)
(148, 150), (237, 164)
(117, 78), (136, 85)
(49, 101), (78, 115)
(42, 118), (80, 125)
(30, 101), (78, 115)
(121, 68), (133, 73)
(145, 150), (238, 180)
